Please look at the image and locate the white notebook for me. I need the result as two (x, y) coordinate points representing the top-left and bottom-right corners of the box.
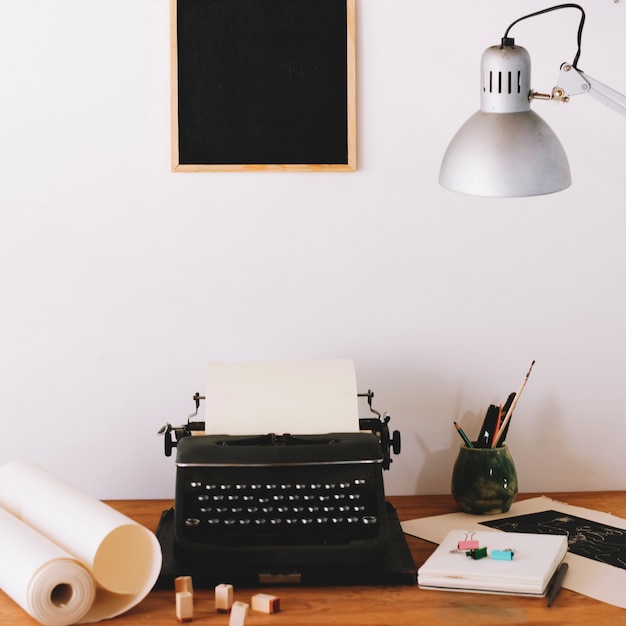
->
(418, 529), (568, 596)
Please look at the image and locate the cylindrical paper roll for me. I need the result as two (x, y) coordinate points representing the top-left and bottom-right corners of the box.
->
(0, 460), (162, 623)
(0, 507), (95, 626)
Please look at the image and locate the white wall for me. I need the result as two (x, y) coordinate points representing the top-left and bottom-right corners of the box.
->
(1, 0), (625, 499)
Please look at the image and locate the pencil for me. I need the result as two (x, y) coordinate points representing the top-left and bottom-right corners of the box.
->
(491, 360), (535, 448)
(454, 422), (474, 448)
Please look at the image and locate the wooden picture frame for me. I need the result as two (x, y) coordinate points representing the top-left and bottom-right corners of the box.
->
(170, 0), (356, 172)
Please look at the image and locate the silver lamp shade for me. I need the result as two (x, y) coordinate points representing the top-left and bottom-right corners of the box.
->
(439, 43), (571, 197)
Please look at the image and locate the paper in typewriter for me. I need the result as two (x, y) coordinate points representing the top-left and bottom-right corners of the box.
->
(0, 460), (162, 626)
(204, 359), (360, 435)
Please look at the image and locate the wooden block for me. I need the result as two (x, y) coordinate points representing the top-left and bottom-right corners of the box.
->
(175, 576), (193, 595)
(176, 591), (193, 623)
(229, 601), (249, 626)
(251, 593), (280, 614)
(215, 583), (234, 612)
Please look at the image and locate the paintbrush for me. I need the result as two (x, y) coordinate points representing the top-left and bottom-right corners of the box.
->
(491, 360), (535, 448)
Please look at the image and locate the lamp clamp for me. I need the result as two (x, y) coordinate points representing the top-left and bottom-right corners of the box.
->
(552, 63), (589, 100)
(553, 63), (626, 116)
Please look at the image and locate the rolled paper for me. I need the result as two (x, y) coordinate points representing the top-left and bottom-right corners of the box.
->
(0, 506), (95, 626)
(0, 460), (162, 624)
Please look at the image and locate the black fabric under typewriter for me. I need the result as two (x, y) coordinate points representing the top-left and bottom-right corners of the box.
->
(155, 501), (417, 587)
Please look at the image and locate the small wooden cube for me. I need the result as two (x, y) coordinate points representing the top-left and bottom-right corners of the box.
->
(229, 601), (249, 626)
(176, 591), (193, 623)
(251, 593), (280, 614)
(175, 576), (194, 595)
(215, 583), (234, 612)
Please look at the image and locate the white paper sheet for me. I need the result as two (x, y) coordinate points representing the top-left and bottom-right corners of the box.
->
(401, 496), (626, 609)
(418, 528), (567, 595)
(0, 460), (162, 625)
(204, 359), (360, 435)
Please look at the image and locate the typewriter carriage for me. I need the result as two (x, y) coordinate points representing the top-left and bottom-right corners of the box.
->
(159, 389), (401, 469)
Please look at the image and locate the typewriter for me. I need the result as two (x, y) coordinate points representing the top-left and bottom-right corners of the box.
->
(157, 391), (413, 586)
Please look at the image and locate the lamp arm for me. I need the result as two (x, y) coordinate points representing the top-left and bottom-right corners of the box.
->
(553, 63), (626, 117)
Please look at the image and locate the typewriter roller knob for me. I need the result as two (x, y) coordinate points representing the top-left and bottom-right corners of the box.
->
(391, 428), (401, 455)
(380, 413), (401, 469)
(158, 423), (175, 457)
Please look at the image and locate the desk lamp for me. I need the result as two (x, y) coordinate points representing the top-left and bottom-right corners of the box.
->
(439, 4), (626, 197)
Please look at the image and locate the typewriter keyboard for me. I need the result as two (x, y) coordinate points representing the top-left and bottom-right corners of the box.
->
(178, 466), (383, 546)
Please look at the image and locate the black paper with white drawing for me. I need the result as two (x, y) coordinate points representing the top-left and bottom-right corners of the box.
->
(482, 510), (626, 570)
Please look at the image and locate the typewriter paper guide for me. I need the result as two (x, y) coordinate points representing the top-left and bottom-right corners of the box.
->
(204, 359), (360, 435)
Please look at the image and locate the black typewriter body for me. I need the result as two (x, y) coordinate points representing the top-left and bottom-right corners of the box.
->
(157, 391), (414, 585)
(174, 433), (388, 569)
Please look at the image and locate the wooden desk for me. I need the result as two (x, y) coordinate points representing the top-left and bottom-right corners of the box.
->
(1, 492), (625, 625)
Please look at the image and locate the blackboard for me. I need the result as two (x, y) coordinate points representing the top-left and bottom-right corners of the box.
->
(171, 0), (356, 171)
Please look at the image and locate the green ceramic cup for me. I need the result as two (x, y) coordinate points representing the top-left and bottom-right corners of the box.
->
(451, 445), (518, 515)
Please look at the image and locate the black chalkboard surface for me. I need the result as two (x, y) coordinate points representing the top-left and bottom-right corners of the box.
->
(171, 0), (356, 171)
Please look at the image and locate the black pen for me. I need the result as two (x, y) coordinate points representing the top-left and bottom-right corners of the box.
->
(477, 404), (499, 448)
(547, 562), (568, 607)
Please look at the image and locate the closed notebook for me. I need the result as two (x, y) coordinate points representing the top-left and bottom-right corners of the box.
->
(418, 529), (567, 596)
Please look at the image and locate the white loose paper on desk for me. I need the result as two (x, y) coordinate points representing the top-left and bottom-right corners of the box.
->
(0, 460), (162, 626)
(204, 359), (360, 435)
(401, 496), (626, 609)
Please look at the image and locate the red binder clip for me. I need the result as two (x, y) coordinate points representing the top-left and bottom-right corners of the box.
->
(457, 531), (479, 551)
